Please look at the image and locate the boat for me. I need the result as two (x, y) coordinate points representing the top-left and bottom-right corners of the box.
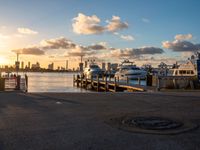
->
(168, 60), (197, 76)
(115, 59), (147, 80)
(83, 63), (104, 78)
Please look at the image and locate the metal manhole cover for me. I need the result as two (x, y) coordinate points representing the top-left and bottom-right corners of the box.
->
(122, 117), (183, 130)
(106, 116), (198, 135)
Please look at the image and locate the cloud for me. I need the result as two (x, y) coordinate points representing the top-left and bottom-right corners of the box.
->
(72, 13), (129, 35)
(72, 13), (105, 35)
(12, 47), (44, 55)
(142, 18), (150, 23)
(41, 37), (76, 50)
(110, 47), (164, 58)
(88, 43), (107, 50)
(120, 35), (134, 41)
(106, 16), (128, 32)
(162, 40), (200, 52)
(17, 27), (38, 35)
(0, 33), (10, 39)
(175, 34), (193, 41)
(67, 45), (94, 57)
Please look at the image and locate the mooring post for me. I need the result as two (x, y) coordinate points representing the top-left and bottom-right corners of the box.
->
(97, 75), (99, 92)
(117, 76), (119, 84)
(77, 75), (80, 87)
(25, 74), (28, 92)
(105, 76), (107, 92)
(114, 77), (117, 92)
(156, 76), (160, 91)
(73, 74), (75, 87)
(91, 75), (93, 89)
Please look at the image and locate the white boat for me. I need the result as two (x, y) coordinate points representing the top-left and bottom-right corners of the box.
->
(168, 60), (197, 76)
(83, 64), (104, 78)
(115, 59), (147, 80)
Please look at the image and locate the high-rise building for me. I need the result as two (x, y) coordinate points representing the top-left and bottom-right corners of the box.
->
(66, 60), (68, 70)
(79, 63), (84, 72)
(85, 61), (88, 68)
(28, 62), (31, 69)
(21, 61), (24, 69)
(102, 62), (106, 70)
(48, 63), (54, 70)
(107, 62), (111, 71)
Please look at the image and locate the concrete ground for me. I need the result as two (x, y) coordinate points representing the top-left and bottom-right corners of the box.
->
(0, 91), (200, 150)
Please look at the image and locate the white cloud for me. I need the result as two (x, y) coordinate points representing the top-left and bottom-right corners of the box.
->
(72, 13), (105, 35)
(0, 33), (10, 39)
(120, 35), (134, 41)
(106, 16), (128, 32)
(175, 34), (193, 41)
(162, 34), (200, 52)
(17, 27), (38, 35)
(72, 13), (129, 35)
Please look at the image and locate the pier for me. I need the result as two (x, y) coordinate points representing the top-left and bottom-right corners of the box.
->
(73, 75), (146, 92)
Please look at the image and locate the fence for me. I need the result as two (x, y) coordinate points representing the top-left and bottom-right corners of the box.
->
(0, 75), (28, 92)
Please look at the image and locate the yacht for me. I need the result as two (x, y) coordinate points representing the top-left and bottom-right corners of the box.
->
(168, 60), (197, 76)
(115, 59), (147, 80)
(83, 64), (104, 78)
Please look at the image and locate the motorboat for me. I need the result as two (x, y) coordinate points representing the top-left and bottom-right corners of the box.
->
(83, 64), (104, 78)
(115, 59), (147, 80)
(168, 60), (197, 76)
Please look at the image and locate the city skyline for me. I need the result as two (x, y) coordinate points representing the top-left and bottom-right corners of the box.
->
(0, 0), (200, 68)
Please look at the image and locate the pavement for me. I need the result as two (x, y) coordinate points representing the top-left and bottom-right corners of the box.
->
(0, 91), (200, 150)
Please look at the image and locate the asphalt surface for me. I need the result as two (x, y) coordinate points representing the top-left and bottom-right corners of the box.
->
(0, 91), (200, 150)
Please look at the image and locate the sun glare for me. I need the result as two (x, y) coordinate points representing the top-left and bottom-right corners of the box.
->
(0, 57), (7, 65)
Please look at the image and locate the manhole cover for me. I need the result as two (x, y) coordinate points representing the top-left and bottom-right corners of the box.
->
(122, 117), (182, 130)
(106, 116), (198, 135)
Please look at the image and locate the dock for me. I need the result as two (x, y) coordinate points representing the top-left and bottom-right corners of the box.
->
(73, 75), (146, 92)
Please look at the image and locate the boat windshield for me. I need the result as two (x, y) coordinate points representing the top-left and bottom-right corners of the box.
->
(90, 65), (100, 69)
(121, 66), (141, 71)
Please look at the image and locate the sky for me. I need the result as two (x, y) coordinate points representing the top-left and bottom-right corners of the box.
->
(0, 0), (200, 69)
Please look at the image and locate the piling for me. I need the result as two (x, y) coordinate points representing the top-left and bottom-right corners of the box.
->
(97, 75), (100, 92)
(114, 77), (117, 92)
(0, 78), (5, 91)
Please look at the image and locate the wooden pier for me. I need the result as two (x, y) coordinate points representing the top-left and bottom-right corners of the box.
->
(73, 75), (146, 92)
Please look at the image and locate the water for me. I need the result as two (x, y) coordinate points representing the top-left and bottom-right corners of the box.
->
(14, 72), (146, 92)
(24, 72), (87, 93)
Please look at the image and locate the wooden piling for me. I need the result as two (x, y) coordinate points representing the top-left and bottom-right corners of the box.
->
(97, 75), (99, 92)
(114, 77), (117, 92)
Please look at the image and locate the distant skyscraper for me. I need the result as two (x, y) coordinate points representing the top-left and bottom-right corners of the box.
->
(79, 63), (84, 72)
(48, 63), (54, 70)
(85, 61), (88, 68)
(102, 62), (106, 70)
(66, 60), (68, 70)
(107, 62), (111, 71)
(21, 61), (24, 69)
(28, 62), (31, 69)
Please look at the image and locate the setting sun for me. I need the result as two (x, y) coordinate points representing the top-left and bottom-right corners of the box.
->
(0, 57), (7, 65)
